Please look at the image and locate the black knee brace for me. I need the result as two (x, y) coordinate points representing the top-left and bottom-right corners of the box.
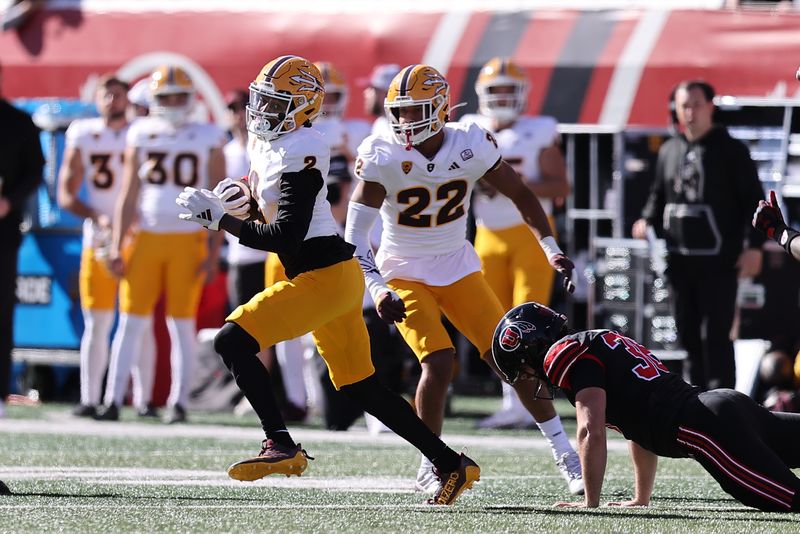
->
(213, 322), (260, 369)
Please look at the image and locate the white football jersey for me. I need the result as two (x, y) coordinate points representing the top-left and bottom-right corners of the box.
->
(344, 119), (372, 159)
(461, 114), (559, 229)
(313, 117), (349, 157)
(64, 117), (128, 249)
(247, 127), (339, 241)
(128, 117), (226, 233)
(224, 136), (267, 266)
(355, 121), (501, 284)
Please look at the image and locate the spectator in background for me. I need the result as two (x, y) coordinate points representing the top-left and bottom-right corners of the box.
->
(632, 79), (765, 390)
(58, 74), (158, 419)
(127, 78), (151, 119)
(461, 57), (571, 431)
(98, 65), (226, 424)
(58, 75), (124, 416)
(361, 63), (401, 138)
(0, 61), (45, 417)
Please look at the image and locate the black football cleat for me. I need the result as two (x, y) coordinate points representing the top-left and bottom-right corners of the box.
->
(227, 439), (312, 481)
(72, 404), (97, 418)
(428, 453), (480, 505)
(162, 404), (187, 424)
(137, 403), (159, 418)
(94, 404), (119, 421)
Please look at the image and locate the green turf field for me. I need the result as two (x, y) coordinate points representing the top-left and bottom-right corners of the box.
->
(1, 398), (798, 533)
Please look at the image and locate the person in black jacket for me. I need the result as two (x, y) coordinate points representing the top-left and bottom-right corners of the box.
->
(492, 302), (800, 512)
(632, 80), (765, 390)
(0, 63), (45, 418)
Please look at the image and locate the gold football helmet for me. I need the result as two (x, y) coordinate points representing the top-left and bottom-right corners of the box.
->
(149, 65), (195, 126)
(475, 57), (529, 123)
(247, 55), (325, 141)
(315, 61), (348, 119)
(384, 64), (449, 147)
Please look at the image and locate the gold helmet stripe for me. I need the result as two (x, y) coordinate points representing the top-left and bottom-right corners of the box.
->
(167, 66), (176, 86)
(499, 58), (508, 76)
(266, 55), (297, 79)
(399, 64), (419, 97)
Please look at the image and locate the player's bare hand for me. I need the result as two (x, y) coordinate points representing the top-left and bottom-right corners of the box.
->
(553, 501), (589, 508)
(376, 291), (406, 323)
(549, 253), (576, 294)
(108, 255), (125, 278)
(197, 257), (219, 284)
(631, 218), (648, 239)
(95, 213), (112, 230)
(605, 500), (649, 508)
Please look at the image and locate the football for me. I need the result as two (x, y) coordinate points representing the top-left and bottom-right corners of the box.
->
(222, 179), (263, 222)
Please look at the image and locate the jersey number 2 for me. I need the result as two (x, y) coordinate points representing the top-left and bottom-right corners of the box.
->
(600, 331), (668, 381)
(397, 179), (467, 228)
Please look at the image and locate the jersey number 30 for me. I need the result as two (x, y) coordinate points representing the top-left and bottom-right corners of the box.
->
(600, 331), (668, 381)
(397, 179), (467, 228)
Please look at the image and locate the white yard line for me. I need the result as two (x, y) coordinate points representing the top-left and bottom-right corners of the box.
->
(0, 416), (628, 452)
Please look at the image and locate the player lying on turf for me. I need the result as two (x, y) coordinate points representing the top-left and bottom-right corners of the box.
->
(491, 301), (800, 512)
(175, 55), (478, 505)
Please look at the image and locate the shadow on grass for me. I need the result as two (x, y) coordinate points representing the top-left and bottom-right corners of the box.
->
(1, 489), (278, 503)
(465, 505), (800, 523)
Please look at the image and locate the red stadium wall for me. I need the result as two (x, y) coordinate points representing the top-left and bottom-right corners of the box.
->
(2, 7), (800, 127)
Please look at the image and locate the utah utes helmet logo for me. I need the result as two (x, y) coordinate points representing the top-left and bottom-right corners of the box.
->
(498, 321), (536, 352)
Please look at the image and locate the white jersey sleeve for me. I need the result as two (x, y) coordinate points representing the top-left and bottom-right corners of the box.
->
(248, 127), (339, 240)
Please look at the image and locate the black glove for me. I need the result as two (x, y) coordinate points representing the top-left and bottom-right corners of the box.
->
(753, 190), (787, 240)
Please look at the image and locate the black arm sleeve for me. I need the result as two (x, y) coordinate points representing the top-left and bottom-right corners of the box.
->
(568, 357), (606, 395)
(238, 168), (324, 254)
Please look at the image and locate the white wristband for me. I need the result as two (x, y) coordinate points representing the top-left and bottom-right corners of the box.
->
(538, 236), (563, 261)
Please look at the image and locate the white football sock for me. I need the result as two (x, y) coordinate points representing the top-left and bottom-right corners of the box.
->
(104, 313), (149, 407)
(275, 336), (308, 409)
(537, 414), (575, 460)
(165, 316), (197, 408)
(131, 316), (156, 409)
(79, 308), (114, 406)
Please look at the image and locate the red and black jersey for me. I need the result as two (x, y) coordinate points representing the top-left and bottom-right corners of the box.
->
(544, 329), (699, 456)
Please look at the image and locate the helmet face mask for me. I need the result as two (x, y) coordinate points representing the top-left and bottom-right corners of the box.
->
(385, 65), (449, 147)
(491, 302), (568, 389)
(149, 66), (195, 127)
(247, 56), (324, 141)
(476, 58), (529, 123)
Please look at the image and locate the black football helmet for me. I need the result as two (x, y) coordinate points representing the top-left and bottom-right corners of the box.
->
(491, 302), (569, 386)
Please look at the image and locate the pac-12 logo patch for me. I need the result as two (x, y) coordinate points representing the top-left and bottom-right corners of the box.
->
(498, 321), (536, 352)
(401, 161), (413, 174)
(460, 149), (474, 161)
